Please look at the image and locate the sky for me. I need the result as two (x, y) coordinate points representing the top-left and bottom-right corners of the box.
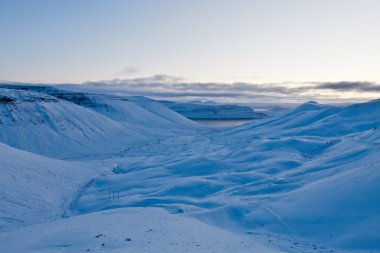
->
(1, 0), (380, 102)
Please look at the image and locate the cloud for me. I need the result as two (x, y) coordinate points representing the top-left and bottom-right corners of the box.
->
(117, 66), (139, 76)
(84, 76), (292, 94)
(312, 81), (380, 92)
(116, 74), (184, 83)
(57, 76), (380, 105)
(82, 76), (380, 95)
(62, 76), (315, 104)
(97, 74), (185, 85)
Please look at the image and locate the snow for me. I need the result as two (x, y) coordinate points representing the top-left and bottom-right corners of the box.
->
(0, 87), (204, 159)
(0, 89), (131, 159)
(0, 85), (379, 252)
(160, 100), (268, 119)
(0, 143), (99, 231)
(0, 207), (284, 253)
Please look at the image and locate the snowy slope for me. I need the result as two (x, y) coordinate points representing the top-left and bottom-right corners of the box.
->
(0, 88), (138, 158)
(53, 92), (202, 131)
(0, 84), (202, 129)
(226, 100), (380, 137)
(0, 143), (99, 231)
(0, 87), (204, 159)
(235, 132), (380, 250)
(0, 207), (285, 253)
(214, 100), (380, 250)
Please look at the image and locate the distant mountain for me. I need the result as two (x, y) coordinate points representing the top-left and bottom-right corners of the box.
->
(160, 100), (268, 119)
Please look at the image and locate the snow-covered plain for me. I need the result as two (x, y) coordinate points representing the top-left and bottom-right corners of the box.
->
(0, 85), (379, 252)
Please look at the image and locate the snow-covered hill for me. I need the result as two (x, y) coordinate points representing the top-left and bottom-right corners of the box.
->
(0, 88), (135, 158)
(0, 86), (204, 158)
(0, 84), (201, 129)
(0, 87), (379, 252)
(52, 92), (201, 130)
(226, 100), (380, 137)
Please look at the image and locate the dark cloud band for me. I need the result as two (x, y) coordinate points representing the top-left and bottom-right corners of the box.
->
(312, 81), (380, 92)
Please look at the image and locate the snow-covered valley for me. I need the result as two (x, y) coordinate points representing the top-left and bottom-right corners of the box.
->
(0, 85), (379, 252)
